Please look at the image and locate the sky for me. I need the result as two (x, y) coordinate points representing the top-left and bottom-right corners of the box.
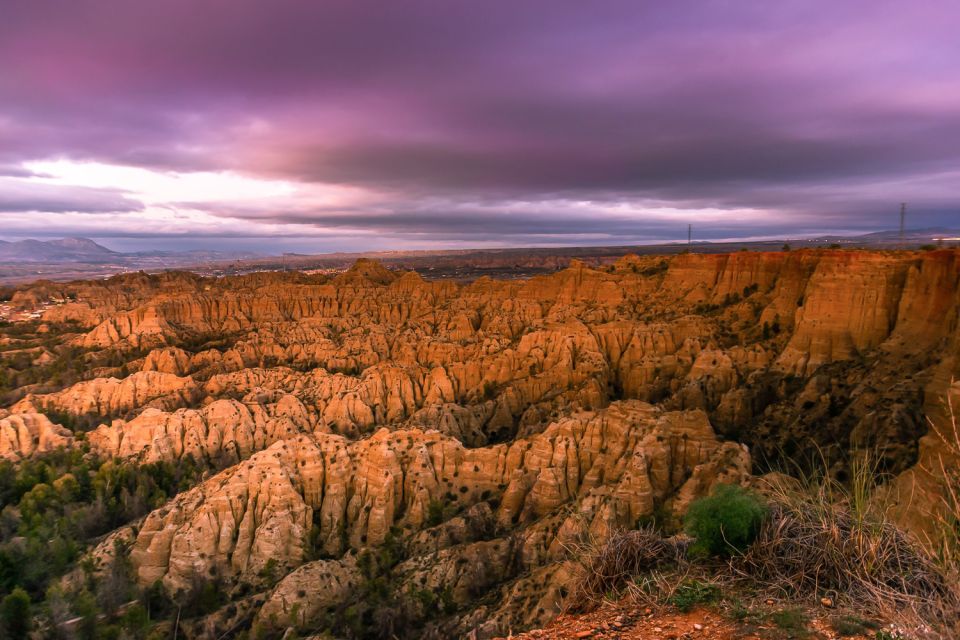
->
(1, 0), (958, 253)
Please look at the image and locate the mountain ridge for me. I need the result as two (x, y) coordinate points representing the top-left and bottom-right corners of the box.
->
(0, 237), (118, 263)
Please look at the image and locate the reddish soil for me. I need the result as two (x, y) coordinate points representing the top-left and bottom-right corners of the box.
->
(495, 600), (889, 640)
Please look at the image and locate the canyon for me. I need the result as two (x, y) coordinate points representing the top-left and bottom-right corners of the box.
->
(1, 248), (958, 639)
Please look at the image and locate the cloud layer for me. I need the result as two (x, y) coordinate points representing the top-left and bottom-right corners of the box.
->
(1, 0), (958, 250)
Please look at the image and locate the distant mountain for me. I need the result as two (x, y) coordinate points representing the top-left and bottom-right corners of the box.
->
(0, 238), (265, 266)
(810, 227), (960, 244)
(857, 227), (960, 242)
(0, 237), (119, 263)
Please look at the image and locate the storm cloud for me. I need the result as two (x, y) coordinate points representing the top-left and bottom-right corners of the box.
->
(0, 178), (143, 214)
(0, 0), (958, 250)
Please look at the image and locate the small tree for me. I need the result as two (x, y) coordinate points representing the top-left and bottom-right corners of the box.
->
(1, 587), (32, 640)
(426, 498), (446, 526)
(684, 484), (767, 557)
(97, 540), (135, 614)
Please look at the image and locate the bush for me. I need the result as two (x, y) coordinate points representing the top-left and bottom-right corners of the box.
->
(684, 484), (767, 557)
(1, 587), (31, 640)
(830, 614), (880, 637)
(667, 579), (720, 612)
(426, 499), (446, 527)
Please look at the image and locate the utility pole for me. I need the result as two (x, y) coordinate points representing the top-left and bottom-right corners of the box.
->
(688, 224), (692, 245)
(899, 202), (907, 247)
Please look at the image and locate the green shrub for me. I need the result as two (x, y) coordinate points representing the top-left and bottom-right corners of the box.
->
(426, 499), (446, 527)
(667, 579), (720, 612)
(684, 484), (767, 557)
(769, 607), (809, 635)
(830, 614), (880, 637)
(0, 587), (31, 640)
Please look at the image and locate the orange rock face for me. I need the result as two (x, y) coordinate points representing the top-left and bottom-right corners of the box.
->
(12, 370), (200, 418)
(0, 412), (74, 460)
(125, 401), (746, 607)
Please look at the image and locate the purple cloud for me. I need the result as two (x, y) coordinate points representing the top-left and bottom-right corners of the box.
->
(0, 178), (143, 214)
(0, 0), (959, 249)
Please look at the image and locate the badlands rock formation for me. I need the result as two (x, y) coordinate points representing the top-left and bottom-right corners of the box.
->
(127, 402), (746, 590)
(0, 412), (74, 460)
(1, 248), (959, 638)
(12, 370), (200, 418)
(86, 396), (314, 464)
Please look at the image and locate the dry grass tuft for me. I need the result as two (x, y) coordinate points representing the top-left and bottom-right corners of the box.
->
(733, 488), (958, 627)
(919, 385), (960, 575)
(566, 526), (687, 611)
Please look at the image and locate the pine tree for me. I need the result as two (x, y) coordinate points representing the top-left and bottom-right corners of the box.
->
(1, 587), (32, 640)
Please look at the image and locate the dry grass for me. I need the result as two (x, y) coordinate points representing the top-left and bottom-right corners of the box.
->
(569, 475), (960, 636)
(918, 386), (960, 574)
(733, 478), (959, 630)
(567, 390), (960, 636)
(566, 526), (687, 611)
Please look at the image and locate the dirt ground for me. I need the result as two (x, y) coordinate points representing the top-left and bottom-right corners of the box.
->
(495, 599), (904, 640)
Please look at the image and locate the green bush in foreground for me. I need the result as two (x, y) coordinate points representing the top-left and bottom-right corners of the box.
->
(684, 484), (767, 557)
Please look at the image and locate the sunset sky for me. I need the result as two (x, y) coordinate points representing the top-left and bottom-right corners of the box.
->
(1, 0), (958, 252)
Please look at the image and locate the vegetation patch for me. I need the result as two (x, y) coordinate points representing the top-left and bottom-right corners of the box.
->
(570, 471), (960, 636)
(736, 476), (958, 627)
(667, 579), (721, 612)
(0, 449), (206, 637)
(568, 526), (685, 609)
(684, 484), (767, 557)
(768, 607), (810, 637)
(829, 614), (881, 637)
